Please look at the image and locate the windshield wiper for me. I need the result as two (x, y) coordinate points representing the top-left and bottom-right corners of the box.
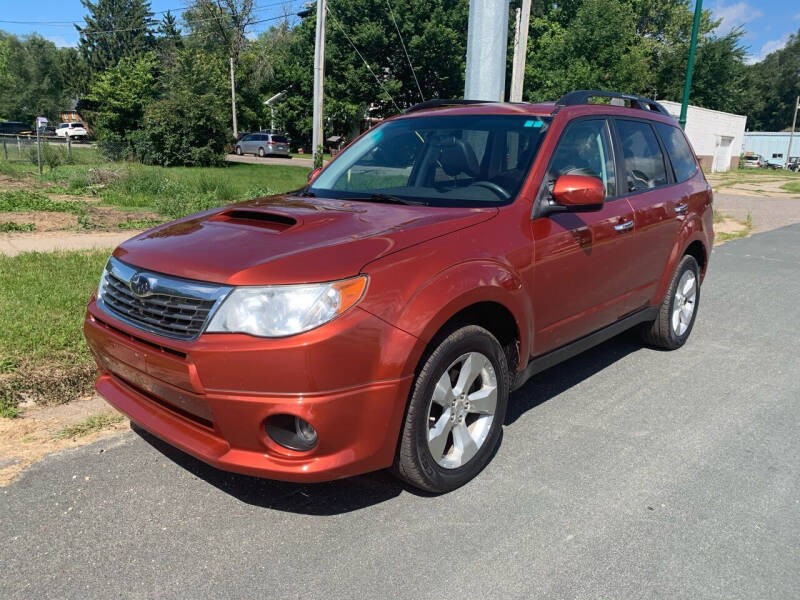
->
(346, 193), (425, 206)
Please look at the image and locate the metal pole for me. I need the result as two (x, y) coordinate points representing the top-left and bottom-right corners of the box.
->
(464, 0), (509, 101)
(510, 0), (531, 102)
(229, 57), (238, 138)
(3, 139), (7, 161)
(679, 0), (702, 130)
(312, 0), (327, 167)
(67, 135), (72, 162)
(786, 96), (798, 169)
(36, 125), (42, 175)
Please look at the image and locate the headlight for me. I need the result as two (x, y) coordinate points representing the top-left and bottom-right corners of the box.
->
(206, 276), (368, 337)
(97, 262), (110, 299)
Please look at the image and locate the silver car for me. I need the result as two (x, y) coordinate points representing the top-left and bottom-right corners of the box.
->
(234, 133), (290, 158)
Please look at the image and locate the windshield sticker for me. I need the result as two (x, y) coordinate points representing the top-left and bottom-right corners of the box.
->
(524, 119), (543, 128)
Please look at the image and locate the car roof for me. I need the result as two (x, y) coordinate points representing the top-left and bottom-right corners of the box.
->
(391, 100), (679, 126)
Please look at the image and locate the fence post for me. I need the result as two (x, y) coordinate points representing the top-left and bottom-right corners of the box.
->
(16, 135), (21, 156)
(66, 135), (72, 161)
(3, 139), (7, 161)
(36, 127), (42, 175)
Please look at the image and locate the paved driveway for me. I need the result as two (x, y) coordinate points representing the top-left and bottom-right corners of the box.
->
(3, 226), (799, 599)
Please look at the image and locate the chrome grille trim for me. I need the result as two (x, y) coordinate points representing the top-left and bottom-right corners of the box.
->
(97, 257), (232, 341)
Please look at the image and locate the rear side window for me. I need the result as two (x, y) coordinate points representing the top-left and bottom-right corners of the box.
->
(271, 135), (288, 143)
(655, 123), (697, 182)
(616, 120), (668, 192)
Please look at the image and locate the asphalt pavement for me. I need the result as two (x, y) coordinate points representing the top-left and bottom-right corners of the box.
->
(3, 226), (800, 599)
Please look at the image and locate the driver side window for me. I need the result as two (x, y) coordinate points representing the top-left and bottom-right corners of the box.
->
(547, 119), (616, 196)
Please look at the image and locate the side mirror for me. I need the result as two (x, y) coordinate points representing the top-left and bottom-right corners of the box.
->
(307, 166), (322, 183)
(551, 175), (605, 212)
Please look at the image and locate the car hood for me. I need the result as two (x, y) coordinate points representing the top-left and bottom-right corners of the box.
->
(113, 194), (497, 285)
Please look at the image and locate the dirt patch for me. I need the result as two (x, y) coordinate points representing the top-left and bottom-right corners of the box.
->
(0, 175), (34, 189)
(714, 216), (751, 244)
(0, 211), (78, 231)
(0, 395), (128, 486)
(0, 361), (98, 413)
(84, 205), (161, 229)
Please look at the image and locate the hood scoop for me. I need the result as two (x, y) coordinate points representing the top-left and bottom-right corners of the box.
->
(212, 209), (297, 231)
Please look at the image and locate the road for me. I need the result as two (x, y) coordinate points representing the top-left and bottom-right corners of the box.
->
(3, 226), (800, 599)
(226, 153), (315, 168)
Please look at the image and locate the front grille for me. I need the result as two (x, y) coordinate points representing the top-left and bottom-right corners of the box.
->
(98, 257), (231, 341)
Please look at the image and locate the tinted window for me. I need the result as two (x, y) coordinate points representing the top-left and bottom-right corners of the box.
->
(616, 120), (667, 191)
(241, 134), (253, 142)
(546, 119), (616, 196)
(309, 115), (550, 207)
(655, 123), (697, 182)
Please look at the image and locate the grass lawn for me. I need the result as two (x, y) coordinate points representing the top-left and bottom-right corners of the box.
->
(781, 181), (800, 193)
(1, 151), (311, 220)
(0, 250), (110, 416)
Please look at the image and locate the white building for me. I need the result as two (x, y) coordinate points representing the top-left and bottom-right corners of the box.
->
(659, 101), (747, 172)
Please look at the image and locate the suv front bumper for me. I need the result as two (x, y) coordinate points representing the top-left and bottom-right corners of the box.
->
(84, 301), (417, 482)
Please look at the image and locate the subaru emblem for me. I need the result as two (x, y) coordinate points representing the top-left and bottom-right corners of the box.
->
(130, 273), (152, 297)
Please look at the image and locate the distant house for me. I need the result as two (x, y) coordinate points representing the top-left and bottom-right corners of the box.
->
(659, 101), (747, 172)
(60, 97), (94, 136)
(742, 132), (798, 168)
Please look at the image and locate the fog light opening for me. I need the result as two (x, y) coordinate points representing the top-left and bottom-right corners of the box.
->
(265, 414), (318, 451)
(295, 417), (318, 446)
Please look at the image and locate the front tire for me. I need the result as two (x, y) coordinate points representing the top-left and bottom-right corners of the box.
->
(235, 146), (243, 155)
(641, 254), (700, 350)
(395, 325), (509, 493)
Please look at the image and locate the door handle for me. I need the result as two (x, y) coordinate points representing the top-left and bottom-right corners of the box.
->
(675, 202), (689, 214)
(614, 220), (634, 232)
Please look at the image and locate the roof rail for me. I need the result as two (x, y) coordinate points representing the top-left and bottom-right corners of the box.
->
(404, 98), (491, 114)
(556, 90), (670, 116)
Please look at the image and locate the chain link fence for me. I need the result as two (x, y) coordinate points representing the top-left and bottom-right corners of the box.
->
(0, 134), (98, 169)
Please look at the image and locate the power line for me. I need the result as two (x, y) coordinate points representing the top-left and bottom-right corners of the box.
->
(72, 13), (292, 38)
(385, 0), (423, 103)
(325, 5), (400, 113)
(0, 1), (299, 27)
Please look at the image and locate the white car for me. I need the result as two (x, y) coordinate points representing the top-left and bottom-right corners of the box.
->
(55, 122), (88, 139)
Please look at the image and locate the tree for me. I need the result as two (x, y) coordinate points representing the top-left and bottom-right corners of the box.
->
(739, 29), (800, 130)
(524, 0), (653, 101)
(0, 32), (78, 123)
(183, 0), (256, 65)
(132, 48), (230, 166)
(77, 0), (155, 74)
(264, 0), (469, 147)
(85, 51), (158, 142)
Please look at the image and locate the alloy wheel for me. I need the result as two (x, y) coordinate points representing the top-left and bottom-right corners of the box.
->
(426, 352), (498, 469)
(672, 270), (697, 336)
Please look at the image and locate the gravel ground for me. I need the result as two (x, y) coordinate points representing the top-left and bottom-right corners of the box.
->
(714, 191), (800, 233)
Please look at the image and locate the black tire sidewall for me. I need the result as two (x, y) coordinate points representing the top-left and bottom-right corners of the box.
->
(408, 327), (509, 492)
(666, 255), (701, 347)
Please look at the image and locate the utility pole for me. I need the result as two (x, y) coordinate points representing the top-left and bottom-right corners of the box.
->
(786, 96), (799, 169)
(312, 0), (327, 168)
(679, 0), (703, 130)
(509, 0), (531, 102)
(230, 57), (238, 138)
(464, 0), (509, 101)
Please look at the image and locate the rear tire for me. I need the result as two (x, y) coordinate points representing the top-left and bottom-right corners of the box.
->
(640, 254), (700, 350)
(394, 325), (509, 493)
(258, 147), (265, 157)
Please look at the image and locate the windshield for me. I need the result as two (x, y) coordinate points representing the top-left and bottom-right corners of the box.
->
(308, 114), (550, 207)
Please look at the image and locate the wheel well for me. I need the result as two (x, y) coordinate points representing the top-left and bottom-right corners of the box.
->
(684, 240), (707, 274)
(428, 302), (520, 373)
